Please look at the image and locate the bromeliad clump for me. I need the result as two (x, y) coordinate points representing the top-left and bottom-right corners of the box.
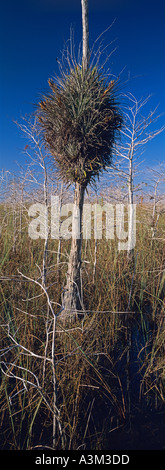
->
(38, 65), (122, 187)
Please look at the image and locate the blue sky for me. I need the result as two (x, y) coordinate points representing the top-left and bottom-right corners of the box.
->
(0, 0), (165, 175)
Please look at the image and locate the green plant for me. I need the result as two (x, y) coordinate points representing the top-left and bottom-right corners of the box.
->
(38, 67), (121, 187)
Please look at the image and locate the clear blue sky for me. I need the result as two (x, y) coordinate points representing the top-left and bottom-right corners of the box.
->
(0, 0), (165, 174)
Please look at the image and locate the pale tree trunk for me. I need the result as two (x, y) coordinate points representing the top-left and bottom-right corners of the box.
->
(128, 156), (133, 206)
(61, 182), (85, 320)
(57, 182), (63, 267)
(127, 148), (135, 260)
(81, 0), (89, 70)
(42, 158), (49, 287)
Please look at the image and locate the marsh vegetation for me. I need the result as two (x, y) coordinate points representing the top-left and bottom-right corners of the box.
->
(0, 189), (165, 450)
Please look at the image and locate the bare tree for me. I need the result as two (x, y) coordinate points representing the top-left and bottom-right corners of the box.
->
(112, 93), (165, 256)
(16, 118), (51, 285)
(0, 270), (66, 449)
(147, 163), (165, 239)
(114, 94), (165, 203)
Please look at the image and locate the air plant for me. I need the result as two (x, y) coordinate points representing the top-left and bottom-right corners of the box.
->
(38, 64), (122, 187)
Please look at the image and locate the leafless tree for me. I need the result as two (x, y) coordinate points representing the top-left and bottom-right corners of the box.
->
(112, 93), (165, 256)
(0, 270), (66, 449)
(147, 163), (165, 239)
(16, 117), (53, 286)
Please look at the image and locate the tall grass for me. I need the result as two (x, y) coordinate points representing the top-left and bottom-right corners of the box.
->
(0, 202), (165, 449)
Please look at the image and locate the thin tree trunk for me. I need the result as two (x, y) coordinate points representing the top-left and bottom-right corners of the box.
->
(61, 182), (85, 321)
(57, 182), (63, 267)
(127, 156), (134, 259)
(128, 157), (133, 206)
(81, 0), (89, 70)
(42, 159), (49, 287)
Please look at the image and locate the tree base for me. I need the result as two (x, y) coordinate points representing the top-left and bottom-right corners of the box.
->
(59, 286), (84, 324)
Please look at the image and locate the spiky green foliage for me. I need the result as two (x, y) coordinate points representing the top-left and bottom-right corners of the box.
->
(37, 65), (122, 185)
